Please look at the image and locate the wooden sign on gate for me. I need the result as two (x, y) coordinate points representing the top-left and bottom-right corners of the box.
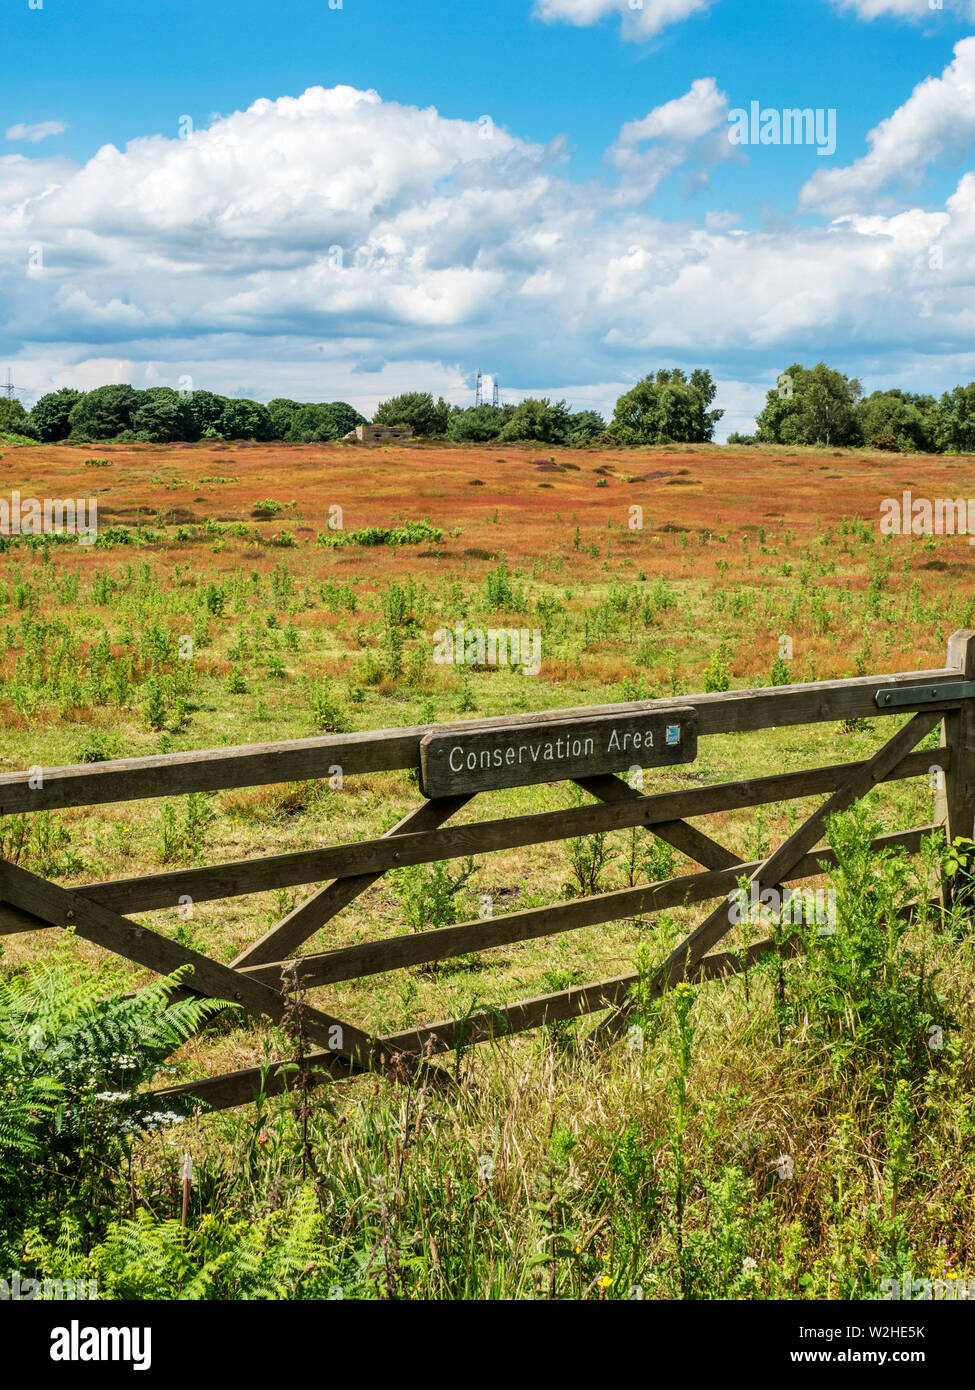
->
(419, 707), (698, 798)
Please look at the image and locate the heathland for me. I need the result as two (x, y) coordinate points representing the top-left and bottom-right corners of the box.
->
(1, 436), (973, 1300)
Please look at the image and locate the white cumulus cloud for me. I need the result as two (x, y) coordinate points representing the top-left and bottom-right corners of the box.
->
(613, 77), (729, 148)
(607, 78), (734, 202)
(534, 0), (718, 41)
(799, 37), (975, 214)
(5, 121), (67, 143)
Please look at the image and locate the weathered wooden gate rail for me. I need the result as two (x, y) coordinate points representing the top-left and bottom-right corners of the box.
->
(2, 630), (973, 1113)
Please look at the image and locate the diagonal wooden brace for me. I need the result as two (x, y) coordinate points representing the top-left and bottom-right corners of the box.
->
(575, 773), (742, 871)
(0, 857), (377, 1072)
(232, 794), (472, 970)
(590, 708), (943, 1044)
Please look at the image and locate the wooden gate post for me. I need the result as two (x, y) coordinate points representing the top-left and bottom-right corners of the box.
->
(936, 630), (975, 872)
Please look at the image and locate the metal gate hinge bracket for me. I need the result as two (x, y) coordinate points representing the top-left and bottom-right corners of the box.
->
(874, 682), (975, 709)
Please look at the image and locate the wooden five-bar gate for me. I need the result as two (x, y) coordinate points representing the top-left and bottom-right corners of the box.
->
(2, 631), (974, 1112)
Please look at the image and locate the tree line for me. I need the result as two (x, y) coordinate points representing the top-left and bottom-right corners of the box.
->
(745, 362), (975, 453)
(0, 369), (722, 448)
(2, 363), (974, 451)
(0, 386), (368, 445)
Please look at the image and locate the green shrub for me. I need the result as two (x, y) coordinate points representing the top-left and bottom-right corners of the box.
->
(157, 793), (215, 864)
(318, 520), (442, 548)
(703, 646), (732, 693)
(392, 857), (478, 933)
(309, 680), (351, 733)
(252, 499), (283, 519)
(141, 676), (167, 730)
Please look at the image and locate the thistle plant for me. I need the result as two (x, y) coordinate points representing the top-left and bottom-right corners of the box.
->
(661, 981), (696, 1298)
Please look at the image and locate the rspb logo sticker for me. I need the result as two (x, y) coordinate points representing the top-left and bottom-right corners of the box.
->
(665, 725), (681, 747)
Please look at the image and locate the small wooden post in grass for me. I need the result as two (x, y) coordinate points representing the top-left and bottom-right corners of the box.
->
(936, 630), (975, 908)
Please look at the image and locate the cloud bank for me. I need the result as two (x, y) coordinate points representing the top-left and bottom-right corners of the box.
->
(1, 68), (974, 424)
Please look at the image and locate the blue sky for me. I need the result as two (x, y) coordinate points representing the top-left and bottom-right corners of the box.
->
(3, 0), (975, 435)
(6, 0), (968, 209)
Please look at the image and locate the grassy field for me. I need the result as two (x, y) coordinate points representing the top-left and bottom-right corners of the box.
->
(1, 436), (974, 1300)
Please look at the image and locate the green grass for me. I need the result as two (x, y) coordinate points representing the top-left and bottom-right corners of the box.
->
(0, 511), (972, 1299)
(6, 811), (975, 1300)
